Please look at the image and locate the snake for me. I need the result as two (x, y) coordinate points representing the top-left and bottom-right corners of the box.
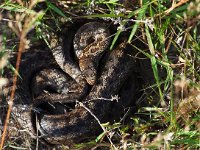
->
(3, 21), (138, 147)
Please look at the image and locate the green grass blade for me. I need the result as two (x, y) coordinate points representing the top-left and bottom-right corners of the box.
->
(145, 24), (155, 55)
(109, 28), (122, 50)
(46, 0), (68, 19)
(83, 13), (124, 18)
(0, 3), (36, 14)
(145, 24), (164, 104)
(128, 5), (147, 43)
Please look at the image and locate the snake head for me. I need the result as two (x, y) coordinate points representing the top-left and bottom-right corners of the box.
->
(79, 57), (97, 85)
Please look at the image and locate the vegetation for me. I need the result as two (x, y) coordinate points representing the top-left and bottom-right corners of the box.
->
(0, 0), (199, 149)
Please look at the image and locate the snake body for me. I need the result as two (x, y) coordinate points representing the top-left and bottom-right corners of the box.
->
(4, 21), (138, 146)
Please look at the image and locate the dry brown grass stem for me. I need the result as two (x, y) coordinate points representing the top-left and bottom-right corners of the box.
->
(0, 1), (43, 148)
(0, 34), (26, 150)
(164, 0), (190, 15)
(155, 0), (190, 17)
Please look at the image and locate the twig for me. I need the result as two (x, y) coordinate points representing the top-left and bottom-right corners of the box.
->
(77, 100), (118, 150)
(0, 34), (26, 149)
(0, 1), (44, 148)
(155, 0), (189, 17)
(164, 0), (189, 15)
(85, 95), (119, 103)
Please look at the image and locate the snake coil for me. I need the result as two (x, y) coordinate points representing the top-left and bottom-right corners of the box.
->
(6, 21), (138, 147)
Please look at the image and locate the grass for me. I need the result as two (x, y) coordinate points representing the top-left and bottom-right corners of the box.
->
(0, 0), (200, 149)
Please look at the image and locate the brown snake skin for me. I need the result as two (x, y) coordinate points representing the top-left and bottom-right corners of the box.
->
(3, 21), (139, 147)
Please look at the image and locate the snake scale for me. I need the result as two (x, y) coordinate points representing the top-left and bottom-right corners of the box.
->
(4, 21), (139, 146)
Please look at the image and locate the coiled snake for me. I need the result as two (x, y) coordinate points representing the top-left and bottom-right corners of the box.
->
(5, 21), (138, 146)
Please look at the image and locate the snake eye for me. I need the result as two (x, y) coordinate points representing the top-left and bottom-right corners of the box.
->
(87, 37), (95, 45)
